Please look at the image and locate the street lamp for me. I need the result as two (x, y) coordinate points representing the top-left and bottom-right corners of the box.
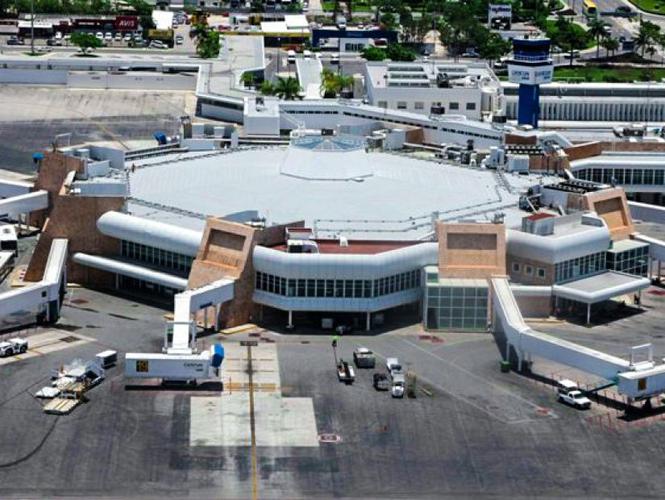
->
(30, 0), (35, 55)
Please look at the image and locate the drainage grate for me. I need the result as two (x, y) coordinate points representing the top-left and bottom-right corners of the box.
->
(318, 433), (342, 443)
(59, 336), (80, 343)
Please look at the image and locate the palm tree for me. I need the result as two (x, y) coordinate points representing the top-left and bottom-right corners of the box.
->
(260, 80), (275, 96)
(274, 76), (302, 100)
(586, 18), (608, 59)
(320, 68), (340, 97)
(601, 36), (619, 59)
(241, 72), (255, 89)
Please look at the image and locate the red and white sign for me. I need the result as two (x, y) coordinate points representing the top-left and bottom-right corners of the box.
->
(114, 16), (138, 31)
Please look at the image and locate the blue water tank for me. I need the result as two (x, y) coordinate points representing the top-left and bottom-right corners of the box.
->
(211, 343), (225, 368)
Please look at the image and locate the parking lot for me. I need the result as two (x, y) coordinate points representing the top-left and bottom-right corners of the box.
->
(2, 287), (665, 497)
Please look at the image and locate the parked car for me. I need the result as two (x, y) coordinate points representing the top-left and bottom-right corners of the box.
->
(7, 37), (25, 45)
(353, 347), (376, 368)
(95, 32), (104, 40)
(149, 40), (167, 49)
(123, 33), (132, 42)
(104, 32), (113, 41)
(373, 373), (390, 391)
(114, 32), (122, 41)
(331, 52), (340, 64)
(303, 49), (312, 59)
(175, 35), (184, 45)
(0, 338), (28, 357)
(287, 49), (296, 63)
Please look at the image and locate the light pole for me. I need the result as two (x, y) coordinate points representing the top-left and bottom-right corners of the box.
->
(30, 0), (35, 55)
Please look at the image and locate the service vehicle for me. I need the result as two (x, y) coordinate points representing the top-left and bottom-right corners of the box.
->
(373, 372), (390, 391)
(391, 374), (405, 398)
(337, 359), (355, 384)
(386, 357), (403, 375)
(557, 379), (591, 409)
(353, 347), (376, 368)
(0, 338), (28, 357)
(96, 350), (118, 368)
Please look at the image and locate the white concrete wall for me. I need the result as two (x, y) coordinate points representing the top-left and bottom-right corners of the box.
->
(0, 69), (67, 85)
(367, 86), (482, 120)
(629, 201), (665, 225)
(67, 72), (197, 90)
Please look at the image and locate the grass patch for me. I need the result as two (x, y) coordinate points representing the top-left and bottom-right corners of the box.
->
(629, 0), (665, 14)
(554, 65), (665, 82)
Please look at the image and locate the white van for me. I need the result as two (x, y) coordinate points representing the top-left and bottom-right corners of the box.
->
(287, 49), (296, 63)
(303, 49), (312, 59)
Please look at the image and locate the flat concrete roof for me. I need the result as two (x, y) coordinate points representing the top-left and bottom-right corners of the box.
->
(127, 146), (542, 239)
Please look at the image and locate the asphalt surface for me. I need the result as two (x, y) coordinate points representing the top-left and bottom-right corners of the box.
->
(2, 286), (665, 497)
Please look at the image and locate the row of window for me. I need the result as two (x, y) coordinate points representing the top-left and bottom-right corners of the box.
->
(121, 240), (193, 274)
(575, 168), (665, 186)
(554, 252), (606, 284)
(607, 246), (649, 277)
(255, 270), (421, 298)
(512, 262), (546, 279)
(382, 101), (478, 112)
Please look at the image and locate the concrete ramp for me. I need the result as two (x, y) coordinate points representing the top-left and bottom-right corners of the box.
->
(491, 278), (630, 380)
(295, 57), (323, 99)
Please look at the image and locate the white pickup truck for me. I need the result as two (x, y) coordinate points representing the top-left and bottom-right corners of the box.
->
(386, 358), (405, 398)
(0, 338), (28, 357)
(557, 379), (591, 409)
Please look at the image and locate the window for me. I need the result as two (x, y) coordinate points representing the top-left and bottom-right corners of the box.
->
(377, 100), (387, 108)
(449, 102), (459, 110)
(397, 101), (407, 110)
(525, 266), (533, 276)
(512, 262), (520, 273)
(414, 101), (424, 110)
(466, 102), (476, 110)
(537, 268), (546, 278)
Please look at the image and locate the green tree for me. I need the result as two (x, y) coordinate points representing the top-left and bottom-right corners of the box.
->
(320, 68), (340, 98)
(196, 26), (220, 59)
(361, 45), (387, 61)
(385, 43), (416, 62)
(558, 20), (589, 67)
(260, 80), (275, 95)
(586, 18), (608, 59)
(635, 21), (660, 60)
(274, 76), (302, 100)
(477, 31), (511, 66)
(600, 36), (619, 59)
(70, 32), (102, 53)
(241, 72), (256, 88)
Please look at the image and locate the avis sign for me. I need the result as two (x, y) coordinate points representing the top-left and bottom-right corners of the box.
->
(114, 15), (138, 31)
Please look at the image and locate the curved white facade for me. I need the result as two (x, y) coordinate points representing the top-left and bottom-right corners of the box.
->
(252, 242), (438, 312)
(97, 211), (202, 257)
(253, 242), (437, 279)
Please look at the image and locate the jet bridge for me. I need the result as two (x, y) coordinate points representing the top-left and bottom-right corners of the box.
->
(0, 238), (68, 331)
(491, 277), (665, 401)
(125, 278), (234, 383)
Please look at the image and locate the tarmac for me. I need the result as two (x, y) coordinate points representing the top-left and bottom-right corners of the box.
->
(2, 286), (665, 497)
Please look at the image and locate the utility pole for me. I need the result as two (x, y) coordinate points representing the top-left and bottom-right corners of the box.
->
(30, 0), (35, 55)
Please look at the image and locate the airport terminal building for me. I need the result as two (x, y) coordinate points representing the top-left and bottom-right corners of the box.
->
(14, 132), (658, 333)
